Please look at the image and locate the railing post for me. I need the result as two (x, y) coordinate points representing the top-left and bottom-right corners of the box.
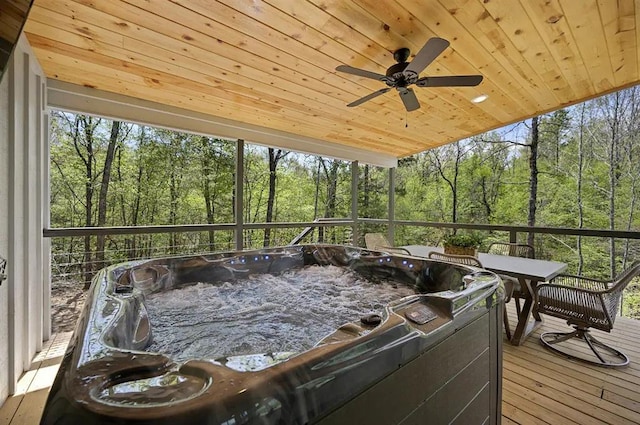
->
(351, 161), (359, 246)
(235, 139), (244, 250)
(509, 230), (517, 243)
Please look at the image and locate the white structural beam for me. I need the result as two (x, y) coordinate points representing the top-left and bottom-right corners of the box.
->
(0, 35), (48, 403)
(46, 80), (398, 168)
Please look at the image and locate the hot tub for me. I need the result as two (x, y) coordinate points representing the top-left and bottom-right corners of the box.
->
(40, 244), (503, 425)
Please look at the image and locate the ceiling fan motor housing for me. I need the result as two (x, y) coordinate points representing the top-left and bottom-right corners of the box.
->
(386, 62), (418, 87)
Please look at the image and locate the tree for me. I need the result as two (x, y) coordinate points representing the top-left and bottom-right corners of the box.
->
(527, 116), (540, 248)
(428, 141), (465, 223)
(263, 148), (289, 247)
(95, 121), (122, 270)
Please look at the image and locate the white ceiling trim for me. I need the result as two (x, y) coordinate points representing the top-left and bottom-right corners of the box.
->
(46, 80), (398, 168)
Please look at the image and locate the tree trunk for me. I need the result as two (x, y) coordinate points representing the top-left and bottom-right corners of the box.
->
(577, 105), (585, 274)
(263, 148), (288, 247)
(169, 168), (178, 255)
(608, 93), (620, 278)
(430, 142), (462, 224)
(80, 116), (95, 289)
(313, 158), (321, 219)
(201, 137), (215, 249)
(527, 116), (539, 248)
(363, 164), (370, 216)
(95, 121), (120, 270)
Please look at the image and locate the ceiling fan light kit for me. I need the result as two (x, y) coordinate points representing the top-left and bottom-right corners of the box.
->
(336, 37), (483, 112)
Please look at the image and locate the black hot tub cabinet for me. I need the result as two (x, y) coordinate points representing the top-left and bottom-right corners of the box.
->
(40, 244), (504, 425)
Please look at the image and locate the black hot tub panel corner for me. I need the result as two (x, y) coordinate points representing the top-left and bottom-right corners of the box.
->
(40, 244), (504, 425)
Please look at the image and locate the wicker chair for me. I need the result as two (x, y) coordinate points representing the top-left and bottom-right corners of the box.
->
(487, 242), (535, 259)
(364, 233), (411, 255)
(487, 242), (535, 338)
(427, 251), (483, 268)
(534, 261), (640, 367)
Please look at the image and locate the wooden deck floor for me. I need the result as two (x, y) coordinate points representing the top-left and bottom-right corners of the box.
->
(2, 304), (640, 425)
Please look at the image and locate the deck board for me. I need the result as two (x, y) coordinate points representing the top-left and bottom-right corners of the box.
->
(2, 306), (640, 425)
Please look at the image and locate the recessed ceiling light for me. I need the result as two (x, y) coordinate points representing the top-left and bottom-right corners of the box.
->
(471, 94), (489, 104)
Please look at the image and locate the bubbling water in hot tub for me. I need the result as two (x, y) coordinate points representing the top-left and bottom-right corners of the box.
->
(144, 264), (417, 363)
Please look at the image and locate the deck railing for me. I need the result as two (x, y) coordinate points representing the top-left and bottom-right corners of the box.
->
(44, 219), (640, 317)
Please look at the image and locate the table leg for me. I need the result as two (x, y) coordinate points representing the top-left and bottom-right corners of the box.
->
(509, 278), (543, 346)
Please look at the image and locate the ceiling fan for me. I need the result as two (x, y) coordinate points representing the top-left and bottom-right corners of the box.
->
(335, 37), (483, 111)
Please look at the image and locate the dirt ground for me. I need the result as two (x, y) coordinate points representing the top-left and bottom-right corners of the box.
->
(51, 280), (87, 333)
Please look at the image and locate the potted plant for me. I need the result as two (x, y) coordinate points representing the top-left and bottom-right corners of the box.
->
(443, 233), (483, 256)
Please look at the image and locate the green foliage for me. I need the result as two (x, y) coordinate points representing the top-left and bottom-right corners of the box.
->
(443, 232), (484, 248)
(49, 87), (640, 317)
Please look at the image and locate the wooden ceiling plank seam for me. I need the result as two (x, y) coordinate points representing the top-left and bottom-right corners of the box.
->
(481, 0), (584, 103)
(443, 0), (574, 105)
(35, 0), (420, 136)
(25, 30), (442, 146)
(398, 0), (554, 112)
(297, 0), (516, 125)
(518, 0), (595, 98)
(187, 0), (485, 125)
(597, 0), (638, 87)
(558, 0), (616, 92)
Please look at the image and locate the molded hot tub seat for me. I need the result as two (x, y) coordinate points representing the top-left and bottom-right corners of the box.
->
(40, 244), (504, 425)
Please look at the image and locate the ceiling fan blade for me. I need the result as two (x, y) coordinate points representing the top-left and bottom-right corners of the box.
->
(416, 75), (483, 87)
(346, 88), (391, 107)
(398, 88), (420, 111)
(403, 37), (450, 77)
(336, 65), (388, 82)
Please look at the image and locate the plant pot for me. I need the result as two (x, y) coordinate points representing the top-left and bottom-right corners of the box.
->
(444, 245), (478, 257)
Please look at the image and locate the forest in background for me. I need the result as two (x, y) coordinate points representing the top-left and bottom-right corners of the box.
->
(49, 86), (640, 317)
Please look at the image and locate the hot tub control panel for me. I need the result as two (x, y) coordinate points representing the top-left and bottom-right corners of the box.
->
(404, 304), (438, 325)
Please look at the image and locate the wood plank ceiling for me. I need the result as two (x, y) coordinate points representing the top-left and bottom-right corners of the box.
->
(23, 0), (640, 161)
